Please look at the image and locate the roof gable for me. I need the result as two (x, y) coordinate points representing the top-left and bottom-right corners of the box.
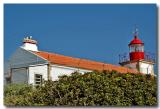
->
(9, 48), (47, 68)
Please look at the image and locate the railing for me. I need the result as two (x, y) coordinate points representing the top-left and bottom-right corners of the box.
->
(119, 52), (155, 64)
(119, 53), (129, 64)
(144, 52), (156, 63)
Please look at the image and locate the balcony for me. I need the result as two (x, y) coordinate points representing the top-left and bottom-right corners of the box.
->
(119, 52), (155, 64)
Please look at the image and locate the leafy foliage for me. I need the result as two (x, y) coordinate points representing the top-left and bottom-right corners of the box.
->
(4, 83), (33, 106)
(4, 71), (157, 106)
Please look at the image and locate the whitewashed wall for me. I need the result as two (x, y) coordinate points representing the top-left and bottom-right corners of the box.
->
(139, 62), (154, 75)
(21, 43), (38, 51)
(28, 64), (48, 85)
(51, 64), (92, 81)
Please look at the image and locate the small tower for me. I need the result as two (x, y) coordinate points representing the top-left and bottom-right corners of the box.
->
(119, 28), (155, 75)
(21, 36), (38, 51)
(129, 29), (144, 61)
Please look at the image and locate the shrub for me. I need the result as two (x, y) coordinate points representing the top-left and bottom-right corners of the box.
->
(4, 71), (157, 106)
(4, 83), (34, 106)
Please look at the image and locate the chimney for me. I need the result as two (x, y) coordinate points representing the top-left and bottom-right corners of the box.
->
(21, 36), (38, 51)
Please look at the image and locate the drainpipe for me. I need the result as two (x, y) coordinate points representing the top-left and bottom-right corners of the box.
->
(10, 68), (12, 83)
(27, 67), (29, 84)
(146, 65), (154, 80)
(47, 62), (52, 80)
(137, 61), (140, 72)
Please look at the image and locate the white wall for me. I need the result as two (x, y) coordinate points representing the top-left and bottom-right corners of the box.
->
(28, 64), (92, 84)
(51, 64), (92, 81)
(139, 62), (154, 75)
(28, 64), (48, 85)
(21, 43), (38, 51)
(123, 61), (154, 75)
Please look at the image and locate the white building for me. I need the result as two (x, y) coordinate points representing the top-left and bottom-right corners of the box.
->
(5, 36), (154, 85)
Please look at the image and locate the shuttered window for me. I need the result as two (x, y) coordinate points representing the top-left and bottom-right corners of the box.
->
(35, 74), (42, 85)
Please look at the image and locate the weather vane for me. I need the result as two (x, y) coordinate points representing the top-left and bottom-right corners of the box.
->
(133, 25), (139, 37)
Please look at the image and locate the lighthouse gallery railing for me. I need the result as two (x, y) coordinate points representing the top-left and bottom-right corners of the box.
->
(119, 52), (155, 64)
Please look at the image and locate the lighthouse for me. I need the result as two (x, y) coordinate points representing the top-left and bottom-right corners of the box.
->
(119, 28), (155, 75)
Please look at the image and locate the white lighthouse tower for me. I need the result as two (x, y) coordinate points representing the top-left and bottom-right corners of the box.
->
(119, 29), (155, 75)
(21, 36), (38, 51)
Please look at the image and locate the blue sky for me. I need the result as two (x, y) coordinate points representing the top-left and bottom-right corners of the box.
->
(4, 4), (157, 67)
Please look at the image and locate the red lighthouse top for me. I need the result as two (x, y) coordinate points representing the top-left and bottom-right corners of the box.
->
(129, 36), (144, 46)
(128, 28), (144, 61)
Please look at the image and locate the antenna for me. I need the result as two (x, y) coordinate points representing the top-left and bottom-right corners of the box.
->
(133, 25), (139, 38)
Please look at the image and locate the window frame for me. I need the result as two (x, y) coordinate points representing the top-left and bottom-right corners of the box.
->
(34, 74), (42, 85)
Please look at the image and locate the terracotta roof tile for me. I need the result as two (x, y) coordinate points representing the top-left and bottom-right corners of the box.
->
(32, 51), (139, 74)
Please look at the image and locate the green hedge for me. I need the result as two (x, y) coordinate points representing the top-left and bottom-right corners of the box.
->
(4, 71), (157, 106)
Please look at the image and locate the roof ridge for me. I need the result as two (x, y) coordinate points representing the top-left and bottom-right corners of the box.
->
(37, 50), (108, 64)
(34, 50), (128, 67)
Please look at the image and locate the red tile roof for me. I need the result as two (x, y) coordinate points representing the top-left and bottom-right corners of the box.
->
(32, 51), (139, 74)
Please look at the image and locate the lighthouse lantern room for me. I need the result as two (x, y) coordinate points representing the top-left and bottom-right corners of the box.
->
(119, 28), (155, 75)
(129, 36), (144, 61)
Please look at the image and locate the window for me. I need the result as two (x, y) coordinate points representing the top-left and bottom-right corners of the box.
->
(129, 44), (144, 52)
(35, 74), (42, 85)
(129, 46), (135, 52)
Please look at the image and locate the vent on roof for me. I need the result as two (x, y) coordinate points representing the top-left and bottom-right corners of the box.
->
(21, 36), (38, 51)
